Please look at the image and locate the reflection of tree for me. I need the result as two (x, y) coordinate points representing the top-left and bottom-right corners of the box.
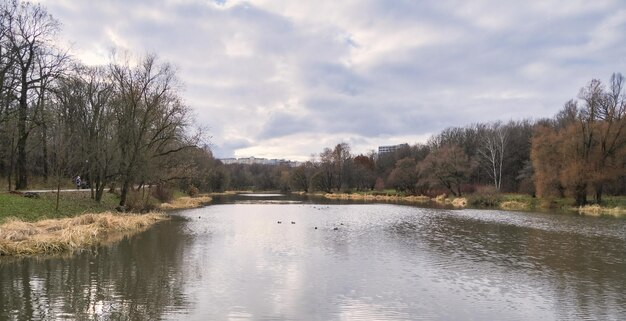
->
(0, 221), (191, 320)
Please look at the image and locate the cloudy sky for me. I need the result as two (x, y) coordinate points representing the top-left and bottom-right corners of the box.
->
(36, 0), (626, 160)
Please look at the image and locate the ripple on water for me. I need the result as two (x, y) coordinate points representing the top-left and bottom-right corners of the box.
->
(1, 203), (625, 320)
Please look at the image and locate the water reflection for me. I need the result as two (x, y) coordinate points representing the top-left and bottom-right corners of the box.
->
(0, 219), (191, 320)
(239, 193), (286, 197)
(1, 202), (625, 320)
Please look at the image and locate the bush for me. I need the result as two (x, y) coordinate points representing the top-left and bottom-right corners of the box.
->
(125, 190), (159, 213)
(187, 185), (199, 197)
(152, 184), (173, 203)
(468, 186), (502, 207)
(374, 178), (385, 191)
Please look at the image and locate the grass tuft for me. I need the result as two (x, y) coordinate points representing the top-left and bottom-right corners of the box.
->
(500, 201), (528, 210)
(159, 195), (212, 210)
(0, 212), (168, 256)
(577, 205), (626, 217)
(451, 198), (467, 208)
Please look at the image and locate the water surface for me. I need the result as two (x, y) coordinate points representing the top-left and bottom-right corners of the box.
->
(1, 196), (625, 320)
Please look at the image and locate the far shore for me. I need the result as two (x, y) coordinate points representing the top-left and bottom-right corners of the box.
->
(317, 192), (626, 218)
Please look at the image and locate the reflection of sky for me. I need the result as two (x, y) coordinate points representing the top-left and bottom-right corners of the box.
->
(32, 0), (626, 160)
(167, 204), (626, 320)
(2, 204), (625, 319)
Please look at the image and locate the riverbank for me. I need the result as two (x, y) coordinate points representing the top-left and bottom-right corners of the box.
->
(0, 212), (168, 256)
(319, 192), (626, 218)
(0, 191), (216, 256)
(0, 192), (120, 223)
(321, 192), (468, 208)
(160, 195), (213, 210)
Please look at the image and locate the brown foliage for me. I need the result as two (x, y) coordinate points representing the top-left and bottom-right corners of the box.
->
(531, 74), (626, 205)
(388, 157), (419, 194)
(418, 144), (473, 197)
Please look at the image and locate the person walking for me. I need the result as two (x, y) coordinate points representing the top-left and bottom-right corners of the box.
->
(75, 176), (81, 190)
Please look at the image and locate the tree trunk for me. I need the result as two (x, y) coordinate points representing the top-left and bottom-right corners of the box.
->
(16, 85), (29, 190)
(595, 184), (603, 204)
(95, 183), (105, 203)
(119, 179), (130, 207)
(55, 171), (61, 211)
(42, 126), (49, 183)
(16, 133), (28, 190)
(574, 184), (587, 206)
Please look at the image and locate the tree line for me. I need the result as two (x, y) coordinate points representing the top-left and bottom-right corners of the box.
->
(144, 73), (626, 208)
(2, 1), (624, 208)
(0, 1), (210, 207)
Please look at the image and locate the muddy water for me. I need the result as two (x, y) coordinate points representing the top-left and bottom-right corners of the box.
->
(1, 195), (625, 320)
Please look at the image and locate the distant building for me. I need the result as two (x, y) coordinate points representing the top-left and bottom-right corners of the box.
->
(220, 158), (237, 164)
(378, 143), (409, 154)
(219, 156), (301, 167)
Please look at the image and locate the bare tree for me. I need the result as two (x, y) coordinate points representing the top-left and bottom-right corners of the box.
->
(419, 144), (473, 197)
(5, 0), (67, 189)
(477, 122), (508, 191)
(289, 162), (313, 192)
(110, 54), (194, 207)
(52, 64), (118, 201)
(313, 147), (335, 193)
(332, 142), (351, 190)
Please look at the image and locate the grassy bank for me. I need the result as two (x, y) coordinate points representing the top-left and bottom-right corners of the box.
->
(468, 193), (626, 217)
(320, 191), (626, 217)
(322, 192), (468, 208)
(0, 190), (214, 256)
(160, 195), (212, 210)
(0, 212), (167, 256)
(324, 192), (431, 203)
(0, 192), (119, 223)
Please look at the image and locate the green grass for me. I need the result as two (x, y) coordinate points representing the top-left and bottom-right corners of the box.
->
(172, 190), (187, 199)
(0, 192), (120, 223)
(349, 189), (407, 196)
(600, 196), (626, 208)
(0, 176), (75, 192)
(486, 193), (626, 213)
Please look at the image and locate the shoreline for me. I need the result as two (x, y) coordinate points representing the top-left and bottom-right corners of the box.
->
(321, 192), (469, 208)
(160, 195), (213, 210)
(318, 192), (626, 218)
(0, 194), (215, 257)
(0, 212), (169, 256)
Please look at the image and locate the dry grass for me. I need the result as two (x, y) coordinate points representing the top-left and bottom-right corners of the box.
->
(500, 201), (528, 210)
(210, 191), (242, 195)
(451, 197), (467, 208)
(0, 212), (168, 256)
(434, 194), (447, 204)
(577, 205), (626, 217)
(323, 193), (431, 203)
(159, 196), (212, 210)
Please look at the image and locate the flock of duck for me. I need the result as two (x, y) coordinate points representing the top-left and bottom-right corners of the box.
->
(199, 205), (342, 230)
(276, 218), (342, 230)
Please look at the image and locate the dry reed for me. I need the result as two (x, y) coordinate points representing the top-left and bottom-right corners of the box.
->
(451, 198), (467, 208)
(159, 196), (212, 210)
(577, 205), (626, 217)
(323, 193), (430, 203)
(434, 194), (447, 203)
(500, 201), (528, 210)
(0, 212), (168, 256)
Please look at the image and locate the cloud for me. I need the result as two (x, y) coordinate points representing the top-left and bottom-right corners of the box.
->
(35, 0), (626, 159)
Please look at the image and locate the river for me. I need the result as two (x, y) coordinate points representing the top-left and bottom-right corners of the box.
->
(1, 194), (625, 320)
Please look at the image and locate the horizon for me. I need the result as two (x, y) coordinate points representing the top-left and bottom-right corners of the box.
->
(34, 0), (626, 161)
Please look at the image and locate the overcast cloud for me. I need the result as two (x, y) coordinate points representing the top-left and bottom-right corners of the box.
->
(35, 0), (626, 160)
